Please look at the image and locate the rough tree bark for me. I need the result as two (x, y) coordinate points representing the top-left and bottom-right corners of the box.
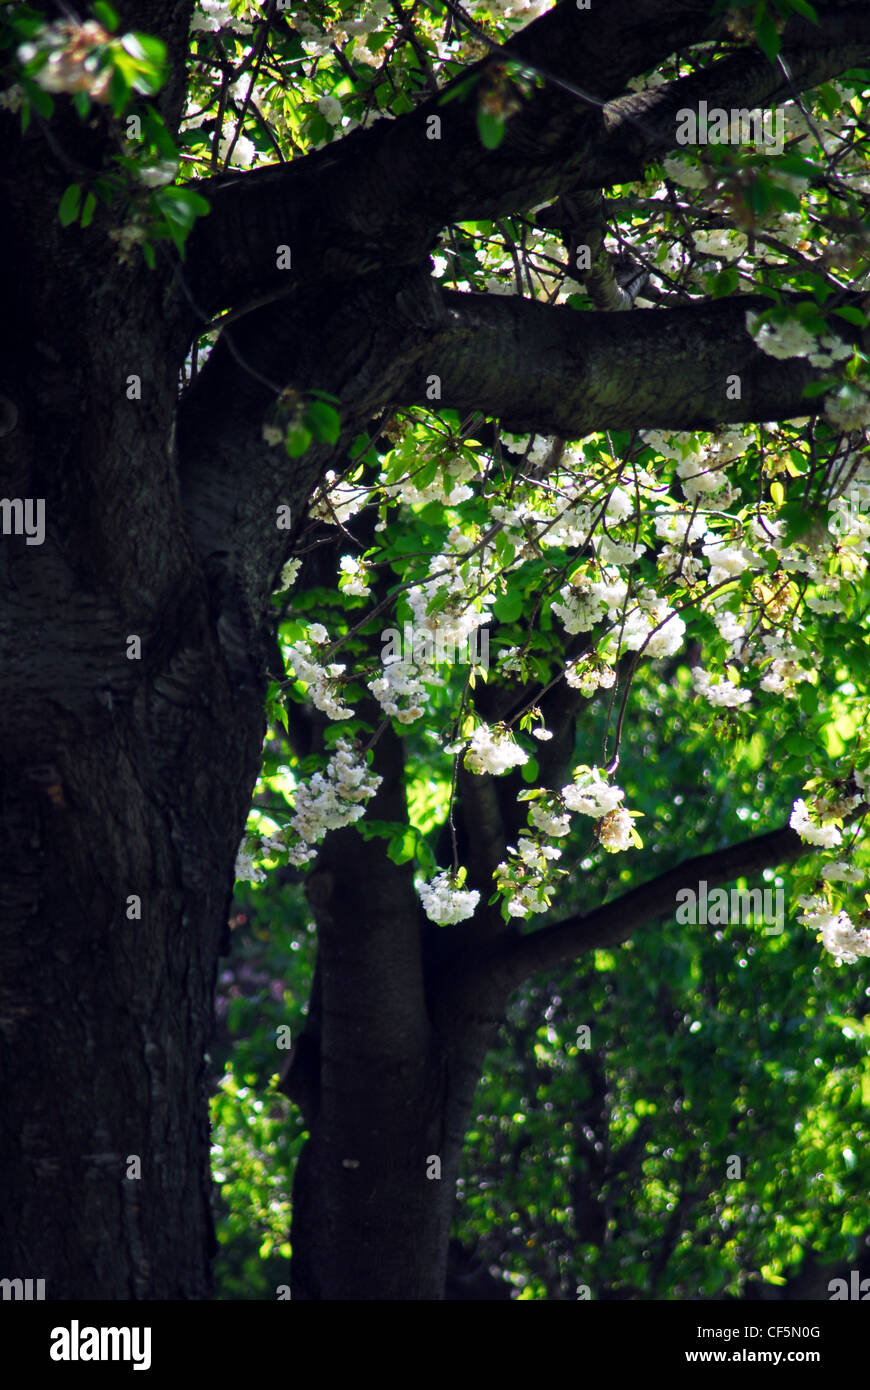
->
(1, 0), (866, 1299)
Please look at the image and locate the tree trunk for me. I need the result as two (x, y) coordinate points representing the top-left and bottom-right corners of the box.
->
(0, 135), (267, 1297)
(286, 727), (504, 1300)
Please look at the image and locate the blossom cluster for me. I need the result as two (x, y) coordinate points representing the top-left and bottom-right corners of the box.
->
(789, 796), (848, 849)
(286, 739), (383, 866)
(406, 534), (498, 652)
(191, 2), (253, 35)
(18, 20), (113, 100)
(309, 471), (372, 525)
(235, 741), (382, 876)
(564, 656), (617, 697)
(383, 452), (479, 508)
(493, 768), (638, 920)
(463, 724), (529, 776)
(692, 667), (751, 708)
(418, 871), (481, 926)
(284, 626), (353, 722)
(338, 555), (372, 597)
(367, 657), (430, 724)
(796, 895), (870, 966)
(746, 309), (853, 369)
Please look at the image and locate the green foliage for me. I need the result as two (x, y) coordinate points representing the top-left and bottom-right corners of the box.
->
(453, 670), (870, 1297)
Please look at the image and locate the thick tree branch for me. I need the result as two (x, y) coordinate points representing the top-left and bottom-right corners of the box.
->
(176, 261), (863, 647)
(402, 288), (866, 433)
(481, 824), (808, 997)
(182, 0), (716, 314)
(580, 21), (870, 183)
(175, 266), (448, 628)
(182, 4), (866, 319)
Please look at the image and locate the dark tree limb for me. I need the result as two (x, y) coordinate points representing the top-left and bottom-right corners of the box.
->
(182, 3), (868, 318)
(479, 824), (808, 997)
(403, 288), (866, 434)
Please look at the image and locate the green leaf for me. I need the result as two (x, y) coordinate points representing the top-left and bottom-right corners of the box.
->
(438, 73), (479, 107)
(154, 185), (210, 222)
(779, 498), (814, 542)
(123, 31), (167, 66)
(109, 65), (130, 116)
(304, 400), (341, 445)
(771, 185), (801, 212)
(494, 532), (516, 566)
(745, 175), (775, 218)
(93, 2), (119, 30)
(815, 82), (841, 119)
(142, 105), (179, 158)
(306, 113), (332, 146)
(493, 591), (524, 622)
(58, 184), (82, 227)
(785, 0), (818, 21)
(832, 306), (866, 328)
(477, 107), (505, 150)
(754, 9), (781, 62)
(356, 819), (405, 844)
(80, 191), (97, 228)
(386, 829), (417, 865)
(712, 266), (739, 297)
(285, 424), (312, 457)
(29, 84), (54, 120)
(349, 432), (376, 466)
(773, 154), (819, 179)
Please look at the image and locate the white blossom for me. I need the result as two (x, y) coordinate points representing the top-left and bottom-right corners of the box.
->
(287, 740), (382, 863)
(528, 802), (571, 837)
(692, 667), (752, 708)
(464, 725), (529, 776)
(285, 636), (354, 721)
(338, 555), (371, 596)
(368, 657), (429, 724)
(418, 870), (480, 925)
(317, 95), (343, 126)
(218, 133), (256, 168)
(0, 84), (24, 113)
(235, 841), (266, 883)
(825, 385), (870, 432)
(310, 471), (371, 525)
(789, 798), (842, 848)
(662, 155), (709, 189)
(565, 659), (617, 696)
(562, 767), (624, 819)
(278, 558), (302, 591)
(821, 861), (864, 883)
(192, 1), (252, 33)
(598, 807), (634, 853)
(797, 895), (870, 965)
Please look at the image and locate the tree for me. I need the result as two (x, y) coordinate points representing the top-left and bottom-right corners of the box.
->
(1, 0), (868, 1302)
